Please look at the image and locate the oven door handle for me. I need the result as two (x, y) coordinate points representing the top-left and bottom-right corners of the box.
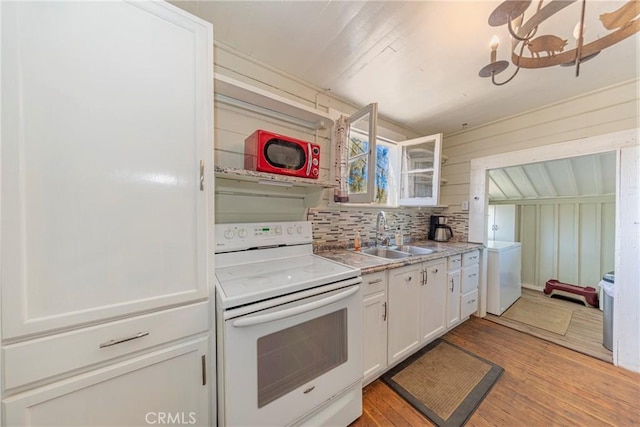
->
(231, 285), (360, 328)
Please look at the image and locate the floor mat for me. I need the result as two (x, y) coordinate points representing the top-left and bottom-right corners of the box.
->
(502, 298), (573, 335)
(381, 339), (503, 427)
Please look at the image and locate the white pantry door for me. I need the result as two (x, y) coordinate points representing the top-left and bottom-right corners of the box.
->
(1, 1), (214, 338)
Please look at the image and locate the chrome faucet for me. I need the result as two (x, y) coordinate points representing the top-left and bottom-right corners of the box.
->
(376, 211), (389, 247)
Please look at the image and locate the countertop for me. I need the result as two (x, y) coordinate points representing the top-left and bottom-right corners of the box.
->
(317, 241), (483, 274)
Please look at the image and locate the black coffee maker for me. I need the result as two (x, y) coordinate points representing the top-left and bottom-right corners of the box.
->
(429, 215), (454, 242)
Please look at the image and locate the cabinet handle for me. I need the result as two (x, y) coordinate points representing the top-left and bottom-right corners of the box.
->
(450, 278), (454, 292)
(99, 331), (149, 348)
(468, 298), (477, 304)
(422, 269), (427, 286)
(405, 275), (412, 282)
(382, 302), (387, 321)
(200, 160), (204, 191)
(201, 355), (207, 386)
(432, 268), (438, 274)
(368, 278), (383, 285)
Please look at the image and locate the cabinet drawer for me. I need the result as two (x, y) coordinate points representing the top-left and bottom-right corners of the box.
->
(3, 337), (209, 427)
(3, 302), (209, 390)
(362, 271), (386, 296)
(461, 264), (479, 294)
(462, 250), (480, 266)
(461, 290), (479, 318)
(448, 255), (462, 271)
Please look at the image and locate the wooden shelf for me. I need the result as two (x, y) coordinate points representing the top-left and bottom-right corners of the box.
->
(215, 167), (335, 207)
(214, 74), (334, 130)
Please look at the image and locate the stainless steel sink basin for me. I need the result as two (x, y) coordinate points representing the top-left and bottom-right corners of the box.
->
(389, 245), (435, 255)
(360, 247), (412, 259)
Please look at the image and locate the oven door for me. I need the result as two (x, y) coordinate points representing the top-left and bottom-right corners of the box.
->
(221, 281), (362, 426)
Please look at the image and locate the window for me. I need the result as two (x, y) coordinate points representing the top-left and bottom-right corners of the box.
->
(345, 103), (441, 206)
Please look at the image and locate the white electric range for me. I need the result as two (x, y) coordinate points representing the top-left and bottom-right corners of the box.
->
(214, 221), (363, 427)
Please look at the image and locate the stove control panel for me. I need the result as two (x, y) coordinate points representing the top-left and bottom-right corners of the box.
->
(215, 221), (313, 253)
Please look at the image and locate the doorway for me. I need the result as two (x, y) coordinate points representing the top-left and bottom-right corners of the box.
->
(484, 153), (615, 362)
(467, 128), (639, 370)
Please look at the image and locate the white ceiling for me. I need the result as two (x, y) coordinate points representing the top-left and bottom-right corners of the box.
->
(171, 0), (639, 136)
(488, 151), (616, 200)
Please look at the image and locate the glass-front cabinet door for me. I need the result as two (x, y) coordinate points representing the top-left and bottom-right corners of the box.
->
(346, 103), (378, 203)
(398, 133), (443, 206)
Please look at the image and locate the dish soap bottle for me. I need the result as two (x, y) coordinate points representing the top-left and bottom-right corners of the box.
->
(354, 229), (361, 251)
(395, 227), (403, 246)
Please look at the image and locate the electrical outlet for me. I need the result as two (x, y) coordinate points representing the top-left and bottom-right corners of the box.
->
(461, 200), (469, 211)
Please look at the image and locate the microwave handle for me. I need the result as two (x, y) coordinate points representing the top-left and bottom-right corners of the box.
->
(306, 143), (312, 176)
(231, 284), (360, 328)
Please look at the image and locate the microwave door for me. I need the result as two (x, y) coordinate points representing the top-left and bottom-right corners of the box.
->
(266, 141), (304, 170)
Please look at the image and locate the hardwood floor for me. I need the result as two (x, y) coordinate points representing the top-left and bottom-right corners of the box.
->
(352, 317), (640, 427)
(487, 288), (612, 363)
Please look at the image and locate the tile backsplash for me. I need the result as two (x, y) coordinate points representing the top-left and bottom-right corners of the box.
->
(308, 208), (470, 250)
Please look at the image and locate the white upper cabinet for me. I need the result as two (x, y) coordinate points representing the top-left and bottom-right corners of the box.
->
(487, 204), (516, 242)
(342, 104), (443, 207)
(398, 133), (442, 206)
(346, 103), (378, 203)
(1, 1), (214, 339)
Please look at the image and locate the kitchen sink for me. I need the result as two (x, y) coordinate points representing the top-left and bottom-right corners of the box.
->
(360, 247), (412, 259)
(389, 245), (435, 255)
(357, 245), (437, 259)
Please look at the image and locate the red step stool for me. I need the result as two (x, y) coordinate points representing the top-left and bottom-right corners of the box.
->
(543, 279), (599, 307)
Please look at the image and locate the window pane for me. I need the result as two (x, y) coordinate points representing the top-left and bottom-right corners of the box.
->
(401, 139), (436, 199)
(403, 141), (435, 171)
(256, 309), (348, 408)
(375, 145), (389, 204)
(348, 135), (369, 194)
(402, 172), (434, 198)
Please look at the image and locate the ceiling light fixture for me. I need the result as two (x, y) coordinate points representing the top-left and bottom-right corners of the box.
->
(479, 0), (639, 86)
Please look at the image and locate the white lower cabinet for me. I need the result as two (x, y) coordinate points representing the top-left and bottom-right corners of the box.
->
(387, 258), (446, 366)
(362, 272), (388, 385)
(3, 337), (210, 427)
(362, 249), (481, 384)
(420, 259), (447, 343)
(461, 250), (480, 318)
(447, 267), (462, 328)
(387, 264), (423, 365)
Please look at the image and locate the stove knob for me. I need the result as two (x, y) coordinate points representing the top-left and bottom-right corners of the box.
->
(312, 158), (319, 166)
(275, 225), (282, 234)
(312, 168), (319, 176)
(238, 228), (248, 238)
(287, 226), (295, 235)
(297, 226), (304, 234)
(223, 229), (234, 239)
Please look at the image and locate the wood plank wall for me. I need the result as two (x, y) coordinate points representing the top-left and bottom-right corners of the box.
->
(213, 43), (421, 223)
(493, 197), (615, 290)
(439, 79), (639, 213)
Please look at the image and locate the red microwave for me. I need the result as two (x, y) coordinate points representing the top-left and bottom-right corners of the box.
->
(244, 130), (320, 179)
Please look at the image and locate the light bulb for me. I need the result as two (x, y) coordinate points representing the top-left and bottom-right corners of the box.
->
(490, 35), (500, 51)
(489, 35), (499, 63)
(573, 21), (585, 40)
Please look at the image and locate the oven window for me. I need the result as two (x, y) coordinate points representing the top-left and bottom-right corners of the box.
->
(264, 139), (305, 170)
(257, 309), (348, 408)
